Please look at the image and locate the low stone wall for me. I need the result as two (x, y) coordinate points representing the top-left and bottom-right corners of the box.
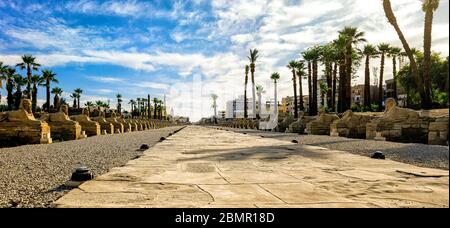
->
(428, 116), (449, 146)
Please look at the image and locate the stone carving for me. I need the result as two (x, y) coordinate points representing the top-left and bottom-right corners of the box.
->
(105, 111), (124, 133)
(288, 112), (316, 134)
(91, 117), (114, 134)
(278, 115), (296, 132)
(366, 98), (430, 143)
(0, 99), (52, 146)
(305, 112), (339, 135)
(330, 110), (380, 139)
(39, 104), (81, 141)
(70, 108), (101, 137)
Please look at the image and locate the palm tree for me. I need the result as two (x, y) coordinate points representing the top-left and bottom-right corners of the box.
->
(333, 35), (347, 113)
(4, 67), (18, 110)
(147, 94), (151, 119)
(377, 43), (391, 111)
(319, 43), (337, 110)
(382, 0), (423, 108)
(211, 94), (218, 123)
(388, 47), (402, 100)
(296, 61), (307, 111)
(302, 50), (314, 114)
(270, 72), (280, 115)
(74, 88), (83, 109)
(287, 60), (299, 118)
(248, 49), (259, 119)
(128, 99), (136, 117)
(116, 93), (123, 115)
(13, 75), (27, 109)
(361, 44), (379, 107)
(85, 101), (94, 115)
(16, 55), (40, 99)
(41, 69), (58, 112)
(319, 82), (328, 107)
(51, 87), (63, 111)
(244, 65), (249, 119)
(305, 46), (321, 116)
(0, 62), (7, 105)
(256, 85), (265, 118)
(339, 27), (366, 111)
(153, 98), (158, 119)
(422, 0), (440, 109)
(70, 92), (78, 108)
(136, 98), (141, 117)
(30, 74), (43, 112)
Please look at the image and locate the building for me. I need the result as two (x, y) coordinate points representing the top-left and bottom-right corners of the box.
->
(225, 95), (253, 119)
(385, 79), (407, 106)
(351, 84), (380, 106)
(218, 111), (226, 119)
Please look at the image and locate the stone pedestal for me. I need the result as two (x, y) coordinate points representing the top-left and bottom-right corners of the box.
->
(91, 117), (114, 134)
(428, 117), (449, 145)
(0, 121), (52, 146)
(70, 115), (101, 137)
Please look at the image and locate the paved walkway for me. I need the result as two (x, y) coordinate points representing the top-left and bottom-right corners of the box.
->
(54, 126), (449, 208)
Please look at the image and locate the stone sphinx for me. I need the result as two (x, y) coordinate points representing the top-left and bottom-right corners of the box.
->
(115, 114), (132, 133)
(106, 112), (124, 133)
(288, 112), (316, 134)
(70, 108), (101, 137)
(330, 110), (380, 139)
(305, 111), (339, 135)
(278, 115), (296, 132)
(0, 99), (52, 146)
(366, 98), (430, 143)
(39, 104), (81, 141)
(90, 110), (114, 134)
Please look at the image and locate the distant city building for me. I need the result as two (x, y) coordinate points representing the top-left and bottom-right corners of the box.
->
(351, 84), (380, 106)
(218, 111), (226, 119)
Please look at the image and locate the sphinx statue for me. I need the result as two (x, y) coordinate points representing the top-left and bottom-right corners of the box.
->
(39, 104), (81, 141)
(70, 108), (101, 137)
(330, 110), (380, 139)
(114, 112), (132, 133)
(366, 98), (430, 143)
(0, 99), (52, 146)
(90, 109), (114, 134)
(105, 111), (124, 133)
(305, 110), (339, 135)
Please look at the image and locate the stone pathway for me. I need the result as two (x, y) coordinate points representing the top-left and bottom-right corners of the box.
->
(54, 126), (449, 208)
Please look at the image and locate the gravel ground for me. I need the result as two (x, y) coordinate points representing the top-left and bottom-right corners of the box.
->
(0, 126), (184, 208)
(214, 127), (449, 170)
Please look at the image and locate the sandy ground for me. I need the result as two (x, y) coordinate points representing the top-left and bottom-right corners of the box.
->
(54, 126), (449, 208)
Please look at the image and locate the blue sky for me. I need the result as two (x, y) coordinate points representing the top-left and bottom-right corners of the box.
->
(1, 0), (449, 121)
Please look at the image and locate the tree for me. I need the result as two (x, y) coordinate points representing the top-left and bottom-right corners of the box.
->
(287, 60), (299, 118)
(85, 101), (94, 115)
(382, 0), (424, 108)
(303, 46), (321, 116)
(333, 35), (347, 113)
(51, 87), (63, 111)
(0, 62), (7, 105)
(256, 85), (265, 118)
(296, 61), (307, 111)
(16, 55), (40, 99)
(4, 67), (18, 111)
(319, 43), (338, 110)
(422, 0), (440, 109)
(302, 50), (314, 115)
(117, 93), (123, 115)
(70, 93), (78, 108)
(388, 46), (402, 100)
(361, 44), (379, 107)
(128, 99), (136, 118)
(153, 98), (158, 119)
(377, 43), (391, 111)
(74, 88), (83, 109)
(211, 94), (218, 123)
(248, 49), (259, 119)
(41, 69), (58, 112)
(30, 74), (43, 112)
(13, 75), (27, 109)
(244, 65), (249, 119)
(270, 73), (280, 115)
(339, 27), (366, 111)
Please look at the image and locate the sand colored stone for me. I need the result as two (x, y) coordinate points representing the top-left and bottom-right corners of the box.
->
(54, 126), (449, 208)
(70, 109), (100, 137)
(40, 105), (81, 141)
(0, 99), (52, 146)
(330, 110), (381, 138)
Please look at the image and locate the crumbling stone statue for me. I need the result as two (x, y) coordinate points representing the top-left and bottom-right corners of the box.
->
(70, 108), (101, 137)
(40, 104), (81, 141)
(0, 99), (52, 146)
